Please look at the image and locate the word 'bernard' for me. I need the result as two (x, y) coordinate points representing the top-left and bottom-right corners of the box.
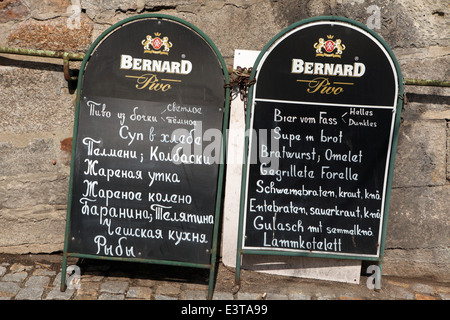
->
(120, 54), (193, 75)
(291, 59), (366, 77)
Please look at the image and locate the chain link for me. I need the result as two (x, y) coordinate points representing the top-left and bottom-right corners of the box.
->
(225, 66), (256, 113)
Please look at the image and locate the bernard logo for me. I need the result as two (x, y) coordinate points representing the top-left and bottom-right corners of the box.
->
(142, 32), (173, 55)
(314, 35), (346, 58)
(120, 31), (191, 92)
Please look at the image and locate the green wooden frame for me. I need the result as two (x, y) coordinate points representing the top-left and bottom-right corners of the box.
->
(236, 16), (404, 284)
(61, 14), (230, 300)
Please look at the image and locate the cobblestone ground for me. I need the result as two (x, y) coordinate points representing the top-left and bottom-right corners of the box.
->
(0, 254), (449, 301)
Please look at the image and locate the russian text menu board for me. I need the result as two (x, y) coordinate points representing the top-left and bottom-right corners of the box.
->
(65, 16), (228, 266)
(239, 17), (403, 259)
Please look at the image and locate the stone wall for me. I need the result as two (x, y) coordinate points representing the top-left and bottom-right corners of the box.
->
(0, 0), (448, 281)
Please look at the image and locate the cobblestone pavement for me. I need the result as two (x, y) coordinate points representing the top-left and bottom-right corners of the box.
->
(0, 254), (448, 301)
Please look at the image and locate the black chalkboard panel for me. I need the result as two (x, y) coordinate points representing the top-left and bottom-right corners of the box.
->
(243, 101), (393, 255)
(239, 17), (403, 259)
(65, 16), (227, 266)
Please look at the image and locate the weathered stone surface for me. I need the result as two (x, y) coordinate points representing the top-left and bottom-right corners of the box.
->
(395, 47), (450, 83)
(100, 281), (129, 294)
(0, 282), (20, 297)
(384, 247), (450, 282)
(27, 0), (71, 21)
(447, 121), (450, 182)
(15, 287), (45, 300)
(331, 0), (449, 48)
(98, 293), (125, 300)
(2, 271), (28, 282)
(0, 129), (69, 253)
(0, 174), (68, 209)
(0, 205), (67, 253)
(387, 185), (450, 249)
(25, 275), (50, 288)
(82, 0), (183, 24)
(0, 64), (75, 134)
(0, 266), (6, 277)
(0, 139), (56, 177)
(45, 286), (75, 300)
(396, 0), (449, 48)
(392, 120), (447, 187)
(7, 15), (93, 52)
(0, 0), (30, 23)
(126, 286), (152, 300)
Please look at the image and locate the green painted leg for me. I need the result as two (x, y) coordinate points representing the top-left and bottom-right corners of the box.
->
(60, 253), (68, 292)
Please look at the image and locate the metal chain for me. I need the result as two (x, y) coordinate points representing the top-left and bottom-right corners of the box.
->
(226, 66), (256, 112)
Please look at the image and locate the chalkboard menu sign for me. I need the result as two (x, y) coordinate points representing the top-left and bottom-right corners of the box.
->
(237, 17), (403, 263)
(62, 15), (229, 296)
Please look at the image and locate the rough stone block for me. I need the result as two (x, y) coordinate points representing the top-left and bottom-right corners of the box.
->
(0, 139), (56, 177)
(0, 64), (75, 135)
(0, 266), (6, 277)
(27, 0), (71, 21)
(396, 47), (450, 81)
(15, 287), (45, 300)
(7, 15), (93, 52)
(45, 286), (75, 300)
(182, 290), (207, 300)
(0, 0), (30, 23)
(25, 275), (50, 288)
(0, 205), (66, 253)
(212, 291), (234, 300)
(98, 293), (125, 300)
(0, 282), (20, 298)
(236, 292), (260, 300)
(383, 246), (450, 282)
(75, 281), (100, 297)
(447, 121), (450, 182)
(191, 1), (286, 60)
(2, 272), (28, 283)
(100, 280), (129, 294)
(385, 183), (449, 282)
(392, 120), (446, 187)
(387, 185), (449, 249)
(126, 286), (152, 300)
(0, 175), (68, 209)
(331, 0), (449, 48)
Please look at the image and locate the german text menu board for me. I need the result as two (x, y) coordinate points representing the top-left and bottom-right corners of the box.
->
(66, 16), (227, 265)
(240, 18), (402, 259)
